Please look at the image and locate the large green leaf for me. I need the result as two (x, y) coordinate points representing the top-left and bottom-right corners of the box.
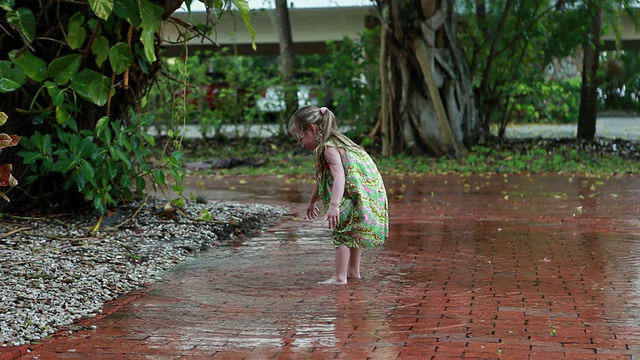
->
(0, 0), (15, 11)
(139, 0), (163, 62)
(55, 105), (71, 124)
(91, 35), (110, 67)
(231, 0), (256, 50)
(72, 69), (111, 106)
(153, 168), (165, 184)
(0, 60), (26, 92)
(109, 42), (134, 74)
(47, 54), (82, 85)
(6, 7), (36, 43)
(67, 12), (86, 49)
(88, 0), (114, 20)
(113, 0), (141, 26)
(9, 50), (47, 82)
(140, 28), (156, 63)
(44, 81), (65, 106)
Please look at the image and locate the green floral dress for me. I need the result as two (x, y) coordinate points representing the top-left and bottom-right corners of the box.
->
(318, 139), (388, 248)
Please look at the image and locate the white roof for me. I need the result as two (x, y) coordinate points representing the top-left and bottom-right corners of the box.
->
(179, 0), (372, 11)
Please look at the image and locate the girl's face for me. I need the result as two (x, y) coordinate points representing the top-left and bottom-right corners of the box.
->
(294, 125), (319, 150)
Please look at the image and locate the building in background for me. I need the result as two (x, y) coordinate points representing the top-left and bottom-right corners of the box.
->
(161, 1), (378, 57)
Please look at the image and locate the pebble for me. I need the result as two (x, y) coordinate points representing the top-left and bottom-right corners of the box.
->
(0, 197), (287, 346)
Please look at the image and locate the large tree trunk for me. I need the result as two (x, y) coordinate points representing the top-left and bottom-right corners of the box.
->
(274, 0), (297, 122)
(377, 0), (479, 157)
(577, 1), (602, 141)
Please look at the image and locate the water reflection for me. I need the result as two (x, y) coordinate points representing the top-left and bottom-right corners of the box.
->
(24, 173), (640, 358)
(182, 174), (314, 205)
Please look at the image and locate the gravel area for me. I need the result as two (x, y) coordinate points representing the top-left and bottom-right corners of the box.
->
(0, 196), (287, 347)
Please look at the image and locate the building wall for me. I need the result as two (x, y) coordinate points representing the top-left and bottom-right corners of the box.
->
(161, 6), (377, 56)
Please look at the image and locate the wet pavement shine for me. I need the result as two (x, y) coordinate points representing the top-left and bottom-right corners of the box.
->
(5, 173), (640, 359)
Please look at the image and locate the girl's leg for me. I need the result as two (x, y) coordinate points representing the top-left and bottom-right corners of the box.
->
(347, 248), (361, 279)
(319, 245), (349, 285)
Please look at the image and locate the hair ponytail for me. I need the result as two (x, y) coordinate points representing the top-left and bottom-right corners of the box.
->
(288, 105), (359, 177)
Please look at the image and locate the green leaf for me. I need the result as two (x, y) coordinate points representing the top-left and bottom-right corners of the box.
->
(231, 0), (256, 51)
(19, 151), (44, 165)
(67, 12), (86, 50)
(65, 118), (79, 132)
(91, 36), (110, 67)
(140, 28), (157, 63)
(139, 0), (163, 62)
(111, 147), (131, 166)
(199, 208), (213, 221)
(75, 169), (86, 191)
(72, 69), (111, 106)
(135, 176), (146, 191)
(6, 7), (36, 43)
(153, 168), (165, 184)
(171, 150), (183, 161)
(96, 116), (109, 138)
(47, 54), (82, 85)
(0, 60), (26, 92)
(9, 50), (47, 82)
(42, 133), (52, 155)
(79, 159), (95, 179)
(113, 0), (141, 26)
(52, 159), (75, 172)
(44, 81), (65, 106)
(55, 105), (70, 124)
(0, 0), (15, 11)
(109, 42), (134, 74)
(93, 196), (106, 214)
(88, 0), (114, 20)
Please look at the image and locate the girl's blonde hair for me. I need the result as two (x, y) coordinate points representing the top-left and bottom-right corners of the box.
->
(288, 105), (358, 175)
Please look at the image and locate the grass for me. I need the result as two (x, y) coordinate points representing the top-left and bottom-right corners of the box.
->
(175, 136), (640, 177)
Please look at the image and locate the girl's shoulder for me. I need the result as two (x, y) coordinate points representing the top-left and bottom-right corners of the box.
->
(324, 139), (340, 149)
(324, 139), (347, 159)
(325, 137), (352, 148)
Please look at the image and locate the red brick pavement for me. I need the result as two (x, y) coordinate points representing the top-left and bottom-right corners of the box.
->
(3, 174), (640, 359)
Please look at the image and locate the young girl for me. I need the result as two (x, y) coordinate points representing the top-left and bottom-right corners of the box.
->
(289, 105), (388, 285)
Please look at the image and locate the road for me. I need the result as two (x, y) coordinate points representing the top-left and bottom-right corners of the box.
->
(147, 116), (640, 140)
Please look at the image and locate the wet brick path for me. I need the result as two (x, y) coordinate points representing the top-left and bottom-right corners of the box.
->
(5, 174), (640, 359)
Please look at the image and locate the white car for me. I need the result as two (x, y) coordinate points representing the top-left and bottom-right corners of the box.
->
(256, 84), (320, 114)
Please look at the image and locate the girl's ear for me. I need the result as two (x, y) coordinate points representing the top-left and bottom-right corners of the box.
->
(308, 124), (318, 135)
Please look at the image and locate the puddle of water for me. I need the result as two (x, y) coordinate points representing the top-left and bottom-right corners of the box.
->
(179, 174), (640, 344)
(31, 173), (640, 357)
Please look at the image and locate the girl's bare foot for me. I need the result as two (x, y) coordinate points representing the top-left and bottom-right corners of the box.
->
(318, 277), (347, 285)
(347, 273), (361, 280)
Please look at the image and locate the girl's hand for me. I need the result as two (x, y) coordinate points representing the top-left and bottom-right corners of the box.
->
(306, 202), (319, 220)
(325, 205), (340, 229)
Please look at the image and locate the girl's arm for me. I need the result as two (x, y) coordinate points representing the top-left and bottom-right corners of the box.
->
(308, 182), (319, 203)
(324, 146), (345, 229)
(306, 181), (320, 219)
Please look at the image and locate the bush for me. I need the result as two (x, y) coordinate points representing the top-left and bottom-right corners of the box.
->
(19, 111), (184, 214)
(507, 79), (581, 124)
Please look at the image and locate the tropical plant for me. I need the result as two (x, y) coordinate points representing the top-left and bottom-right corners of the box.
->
(323, 28), (381, 139)
(0, 0), (253, 214)
(456, 0), (593, 140)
